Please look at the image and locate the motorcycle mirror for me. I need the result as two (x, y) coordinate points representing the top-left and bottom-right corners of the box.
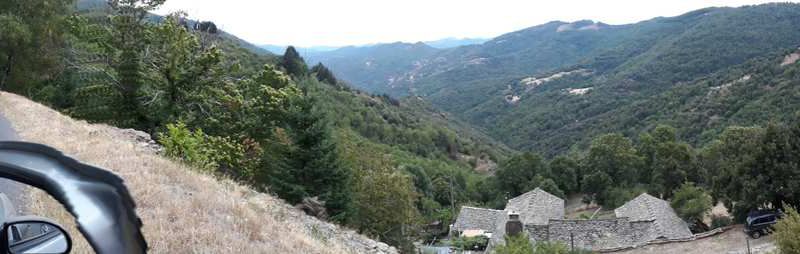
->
(2, 216), (71, 254)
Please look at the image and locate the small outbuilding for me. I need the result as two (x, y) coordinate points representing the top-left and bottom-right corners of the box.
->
(614, 193), (693, 240)
(451, 206), (505, 237)
(505, 188), (565, 225)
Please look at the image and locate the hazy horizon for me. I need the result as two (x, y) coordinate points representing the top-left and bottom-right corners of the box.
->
(154, 0), (795, 47)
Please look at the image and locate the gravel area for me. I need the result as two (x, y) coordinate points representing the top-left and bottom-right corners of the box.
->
(614, 225), (776, 254)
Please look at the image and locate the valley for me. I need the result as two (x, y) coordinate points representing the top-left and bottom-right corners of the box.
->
(3, 0), (800, 253)
(309, 4), (800, 156)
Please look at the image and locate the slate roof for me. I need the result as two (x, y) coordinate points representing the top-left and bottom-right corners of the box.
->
(505, 188), (565, 225)
(614, 193), (693, 240)
(452, 206), (505, 233)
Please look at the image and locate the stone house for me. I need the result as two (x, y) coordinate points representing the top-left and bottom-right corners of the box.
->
(453, 190), (693, 251)
(614, 193), (693, 240)
(506, 188), (565, 225)
(451, 206), (505, 238)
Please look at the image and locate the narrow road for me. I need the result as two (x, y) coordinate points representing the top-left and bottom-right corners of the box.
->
(0, 112), (26, 214)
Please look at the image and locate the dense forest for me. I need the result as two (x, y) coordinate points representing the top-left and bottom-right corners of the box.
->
(3, 0), (800, 252)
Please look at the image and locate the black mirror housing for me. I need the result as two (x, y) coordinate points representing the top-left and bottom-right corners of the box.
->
(0, 142), (147, 253)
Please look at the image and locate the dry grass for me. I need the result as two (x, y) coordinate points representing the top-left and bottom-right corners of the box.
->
(0, 92), (371, 253)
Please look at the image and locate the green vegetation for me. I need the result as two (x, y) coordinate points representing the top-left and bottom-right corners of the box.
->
(493, 235), (588, 254)
(775, 205), (800, 254)
(3, 0), (511, 250)
(670, 183), (712, 227)
(493, 235), (534, 254)
(449, 235), (489, 251)
(0, 0), (72, 92)
(482, 120), (800, 225)
(313, 4), (800, 160)
(710, 215), (733, 229)
(8, 0), (800, 251)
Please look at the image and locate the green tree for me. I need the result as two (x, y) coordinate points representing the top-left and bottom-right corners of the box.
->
(639, 125), (698, 198)
(0, 0), (72, 92)
(706, 124), (800, 219)
(495, 152), (549, 197)
(750, 123), (800, 210)
(670, 183), (712, 225)
(0, 14), (31, 90)
(402, 164), (433, 198)
(493, 235), (534, 254)
(283, 95), (353, 222)
(311, 62), (338, 85)
(581, 171), (613, 205)
(281, 46), (308, 77)
(584, 133), (642, 187)
(596, 186), (646, 209)
(351, 164), (418, 251)
(581, 133), (642, 205)
(549, 155), (579, 194)
(775, 204), (800, 254)
(144, 13), (223, 128)
(108, 0), (166, 128)
(529, 174), (565, 198)
(701, 126), (764, 215)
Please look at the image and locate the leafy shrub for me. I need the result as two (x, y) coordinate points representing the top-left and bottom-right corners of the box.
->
(451, 235), (489, 251)
(493, 235), (533, 254)
(159, 122), (245, 173)
(671, 183), (712, 223)
(775, 205), (800, 254)
(710, 215), (733, 229)
(494, 235), (589, 254)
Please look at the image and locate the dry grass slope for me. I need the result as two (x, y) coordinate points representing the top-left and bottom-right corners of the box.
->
(0, 92), (395, 254)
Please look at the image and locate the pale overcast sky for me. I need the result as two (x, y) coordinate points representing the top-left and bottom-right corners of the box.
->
(153, 0), (793, 47)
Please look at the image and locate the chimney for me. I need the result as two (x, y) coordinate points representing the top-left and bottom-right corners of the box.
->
(505, 212), (523, 236)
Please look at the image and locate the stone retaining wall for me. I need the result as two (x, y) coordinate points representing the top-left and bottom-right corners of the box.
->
(524, 218), (657, 250)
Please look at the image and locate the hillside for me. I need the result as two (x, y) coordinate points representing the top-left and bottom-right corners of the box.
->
(0, 92), (397, 253)
(313, 3), (800, 156)
(2, 0), (518, 251)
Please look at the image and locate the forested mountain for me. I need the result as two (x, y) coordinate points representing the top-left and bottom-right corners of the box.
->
(1, 0), (513, 251)
(6, 0), (800, 252)
(313, 3), (800, 156)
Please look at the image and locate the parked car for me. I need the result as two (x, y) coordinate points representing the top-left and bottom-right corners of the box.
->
(744, 210), (781, 239)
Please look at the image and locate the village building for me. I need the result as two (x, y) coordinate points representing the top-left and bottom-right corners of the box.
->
(451, 189), (693, 252)
(450, 206), (506, 238)
(614, 193), (694, 240)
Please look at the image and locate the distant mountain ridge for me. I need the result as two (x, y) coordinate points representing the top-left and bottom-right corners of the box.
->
(423, 37), (489, 48)
(306, 3), (800, 156)
(260, 37), (486, 55)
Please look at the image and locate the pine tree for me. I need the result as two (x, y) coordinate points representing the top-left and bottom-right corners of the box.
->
(281, 95), (353, 221)
(311, 63), (338, 85)
(281, 46), (308, 77)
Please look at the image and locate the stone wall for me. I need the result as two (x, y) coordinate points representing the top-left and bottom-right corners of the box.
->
(526, 224), (550, 242)
(525, 218), (656, 251)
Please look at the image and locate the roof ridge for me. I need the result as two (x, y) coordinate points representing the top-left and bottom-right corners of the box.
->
(462, 206), (503, 212)
(642, 194), (665, 236)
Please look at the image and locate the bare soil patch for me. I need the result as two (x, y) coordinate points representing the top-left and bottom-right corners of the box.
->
(614, 225), (775, 254)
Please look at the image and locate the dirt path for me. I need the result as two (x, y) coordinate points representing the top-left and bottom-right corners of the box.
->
(615, 225), (776, 254)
